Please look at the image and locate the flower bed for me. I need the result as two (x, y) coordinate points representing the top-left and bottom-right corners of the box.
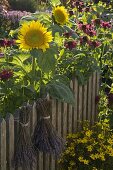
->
(0, 0), (113, 169)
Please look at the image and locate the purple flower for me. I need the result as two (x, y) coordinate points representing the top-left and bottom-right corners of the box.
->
(0, 53), (4, 58)
(2, 10), (31, 24)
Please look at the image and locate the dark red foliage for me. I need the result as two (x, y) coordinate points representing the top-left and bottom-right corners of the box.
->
(93, 18), (102, 26)
(80, 36), (89, 45)
(64, 40), (77, 50)
(0, 69), (13, 81)
(84, 7), (91, 12)
(95, 96), (100, 104)
(63, 32), (72, 38)
(6, 39), (15, 46)
(78, 23), (96, 36)
(88, 40), (101, 48)
(0, 39), (7, 47)
(107, 93), (113, 107)
(101, 21), (111, 29)
(0, 39), (15, 47)
(71, 0), (84, 11)
(69, 10), (74, 16)
(86, 29), (96, 36)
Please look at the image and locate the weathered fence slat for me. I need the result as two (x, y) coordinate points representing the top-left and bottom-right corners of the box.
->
(68, 81), (73, 133)
(6, 114), (14, 170)
(57, 102), (62, 136)
(43, 153), (50, 170)
(78, 85), (83, 130)
(87, 75), (92, 123)
(50, 99), (56, 170)
(95, 72), (100, 119)
(0, 118), (6, 170)
(31, 102), (37, 170)
(73, 78), (78, 133)
(38, 152), (43, 170)
(91, 72), (97, 124)
(13, 111), (22, 170)
(83, 84), (87, 121)
(63, 102), (68, 139)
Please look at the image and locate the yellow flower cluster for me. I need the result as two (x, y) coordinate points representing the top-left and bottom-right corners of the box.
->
(90, 153), (105, 161)
(59, 119), (113, 170)
(78, 156), (89, 165)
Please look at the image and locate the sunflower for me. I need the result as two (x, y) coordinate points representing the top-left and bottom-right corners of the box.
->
(53, 6), (69, 25)
(16, 21), (53, 52)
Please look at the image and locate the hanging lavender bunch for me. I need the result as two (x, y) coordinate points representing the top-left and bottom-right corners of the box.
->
(32, 98), (65, 158)
(12, 104), (36, 169)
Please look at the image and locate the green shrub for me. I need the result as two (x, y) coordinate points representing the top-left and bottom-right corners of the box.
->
(9, 0), (37, 13)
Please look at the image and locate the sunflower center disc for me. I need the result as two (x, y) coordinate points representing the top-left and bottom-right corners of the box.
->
(55, 10), (66, 23)
(25, 30), (44, 47)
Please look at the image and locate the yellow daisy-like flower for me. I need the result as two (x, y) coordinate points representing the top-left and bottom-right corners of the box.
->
(53, 6), (69, 25)
(99, 153), (105, 161)
(108, 138), (113, 144)
(83, 159), (89, 165)
(85, 130), (92, 137)
(16, 21), (53, 52)
(90, 154), (99, 160)
(87, 145), (93, 152)
(78, 156), (84, 162)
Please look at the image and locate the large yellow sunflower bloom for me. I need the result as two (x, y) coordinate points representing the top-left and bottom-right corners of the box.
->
(53, 6), (69, 25)
(16, 21), (53, 52)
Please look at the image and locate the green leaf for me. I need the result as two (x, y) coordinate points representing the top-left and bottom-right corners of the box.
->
(51, 24), (64, 36)
(37, 46), (58, 73)
(31, 12), (51, 26)
(52, 74), (70, 86)
(19, 15), (37, 25)
(30, 49), (39, 58)
(50, 0), (61, 6)
(46, 81), (75, 105)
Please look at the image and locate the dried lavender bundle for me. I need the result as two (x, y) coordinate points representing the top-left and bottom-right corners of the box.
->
(32, 98), (65, 158)
(12, 104), (36, 169)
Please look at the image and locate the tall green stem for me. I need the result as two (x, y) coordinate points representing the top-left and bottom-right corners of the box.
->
(31, 56), (36, 89)
(32, 56), (35, 75)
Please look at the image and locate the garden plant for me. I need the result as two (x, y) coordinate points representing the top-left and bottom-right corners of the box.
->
(0, 0), (113, 169)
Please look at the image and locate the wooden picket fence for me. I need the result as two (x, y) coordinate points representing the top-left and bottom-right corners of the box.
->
(0, 72), (100, 170)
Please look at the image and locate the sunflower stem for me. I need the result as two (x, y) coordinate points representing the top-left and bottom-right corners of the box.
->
(31, 56), (36, 92)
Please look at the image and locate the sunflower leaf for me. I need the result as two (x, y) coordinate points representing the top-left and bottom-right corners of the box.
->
(46, 81), (75, 105)
(49, 0), (61, 6)
(37, 46), (58, 73)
